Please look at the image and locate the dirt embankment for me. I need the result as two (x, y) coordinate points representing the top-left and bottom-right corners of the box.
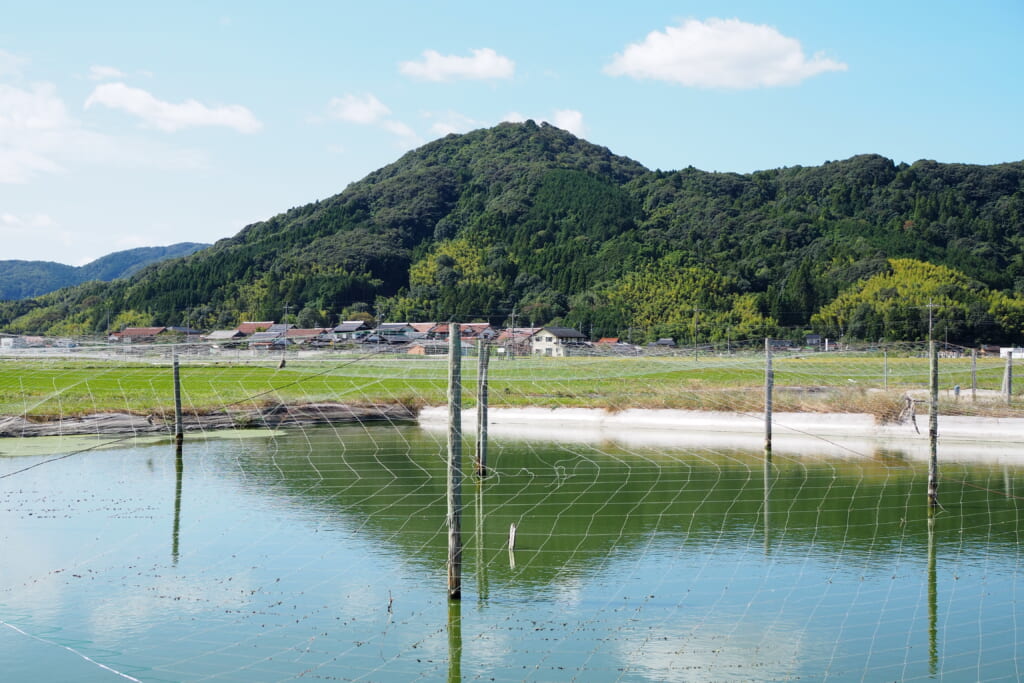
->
(0, 403), (416, 438)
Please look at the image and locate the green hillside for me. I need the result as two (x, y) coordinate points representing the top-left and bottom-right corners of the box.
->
(1, 121), (1022, 345)
(0, 243), (208, 300)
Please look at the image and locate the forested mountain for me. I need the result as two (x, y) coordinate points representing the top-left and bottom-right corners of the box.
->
(0, 243), (208, 300)
(1, 121), (1022, 345)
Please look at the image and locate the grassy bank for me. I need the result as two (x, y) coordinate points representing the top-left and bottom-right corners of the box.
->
(1, 351), (1019, 423)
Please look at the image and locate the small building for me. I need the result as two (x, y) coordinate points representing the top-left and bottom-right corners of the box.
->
(203, 329), (246, 347)
(249, 324), (293, 349)
(236, 321), (276, 336)
(286, 327), (332, 345)
(426, 322), (496, 340)
(110, 327), (168, 343)
(647, 337), (677, 348)
(495, 327), (540, 357)
(530, 326), (587, 357)
(333, 320), (372, 340)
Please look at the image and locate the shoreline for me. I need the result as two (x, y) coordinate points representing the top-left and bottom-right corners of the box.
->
(0, 402), (416, 438)
(418, 406), (1024, 463)
(2, 402), (1021, 463)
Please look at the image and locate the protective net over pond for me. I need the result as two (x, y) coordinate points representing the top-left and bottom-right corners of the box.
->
(0, 341), (1021, 681)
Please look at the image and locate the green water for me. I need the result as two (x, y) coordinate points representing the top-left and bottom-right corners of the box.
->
(1, 425), (1021, 681)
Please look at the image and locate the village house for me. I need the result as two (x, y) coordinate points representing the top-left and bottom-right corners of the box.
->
(332, 321), (371, 340)
(530, 326), (587, 357)
(235, 321), (276, 336)
(426, 322), (497, 340)
(109, 326), (170, 343)
(202, 329), (246, 345)
(495, 327), (540, 357)
(286, 327), (333, 345)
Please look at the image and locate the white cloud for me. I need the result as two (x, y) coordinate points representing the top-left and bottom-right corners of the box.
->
(605, 17), (847, 89)
(553, 109), (585, 137)
(84, 82), (262, 133)
(426, 110), (481, 136)
(325, 93), (421, 146)
(0, 80), (205, 184)
(0, 49), (28, 79)
(0, 212), (76, 256)
(400, 48), (515, 82)
(326, 93), (390, 124)
(500, 109), (586, 137)
(0, 82), (76, 182)
(88, 65), (126, 81)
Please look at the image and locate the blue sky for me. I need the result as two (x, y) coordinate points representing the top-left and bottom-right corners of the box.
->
(1, 1), (1021, 265)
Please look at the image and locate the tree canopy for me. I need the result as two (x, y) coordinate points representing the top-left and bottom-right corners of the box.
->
(1, 122), (1022, 346)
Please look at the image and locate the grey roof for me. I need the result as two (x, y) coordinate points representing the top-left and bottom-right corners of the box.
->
(538, 326), (586, 339)
(334, 321), (369, 333)
(204, 329), (244, 340)
(250, 330), (286, 342)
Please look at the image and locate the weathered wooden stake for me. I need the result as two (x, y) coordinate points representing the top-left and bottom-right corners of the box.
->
(928, 340), (939, 508)
(173, 351), (184, 445)
(764, 338), (773, 461)
(971, 348), (977, 402)
(475, 339), (489, 477)
(447, 323), (463, 600)
(883, 348), (888, 391)
(1004, 351), (1013, 405)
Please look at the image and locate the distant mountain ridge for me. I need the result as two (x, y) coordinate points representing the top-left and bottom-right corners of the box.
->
(1, 121), (1022, 344)
(0, 243), (209, 300)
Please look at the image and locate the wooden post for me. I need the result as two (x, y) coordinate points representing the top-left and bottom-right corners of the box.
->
(173, 351), (184, 445)
(764, 338), (773, 461)
(971, 348), (977, 402)
(447, 323), (463, 600)
(883, 348), (888, 391)
(1005, 351), (1013, 405)
(475, 339), (489, 477)
(928, 340), (939, 508)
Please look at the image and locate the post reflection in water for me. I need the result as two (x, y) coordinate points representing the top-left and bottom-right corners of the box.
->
(172, 444), (183, 565)
(447, 598), (462, 683)
(763, 451), (773, 553)
(475, 478), (488, 604)
(927, 515), (938, 676)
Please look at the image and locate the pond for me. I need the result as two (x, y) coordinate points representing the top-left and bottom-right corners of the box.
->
(1, 425), (1021, 681)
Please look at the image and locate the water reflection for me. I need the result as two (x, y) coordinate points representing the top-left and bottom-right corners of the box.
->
(763, 454), (772, 554)
(2, 425), (1022, 682)
(447, 599), (462, 683)
(172, 444), (183, 565)
(474, 479), (488, 605)
(928, 515), (938, 676)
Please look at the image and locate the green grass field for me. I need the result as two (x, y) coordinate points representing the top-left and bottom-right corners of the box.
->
(1, 348), (1018, 421)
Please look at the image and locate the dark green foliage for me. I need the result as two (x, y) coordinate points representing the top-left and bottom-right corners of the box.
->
(1, 122), (1022, 345)
(0, 243), (207, 300)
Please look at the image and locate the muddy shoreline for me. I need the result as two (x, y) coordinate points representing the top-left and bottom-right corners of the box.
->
(0, 402), (417, 438)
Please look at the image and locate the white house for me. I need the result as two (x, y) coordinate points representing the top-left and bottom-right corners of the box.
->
(530, 326), (587, 357)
